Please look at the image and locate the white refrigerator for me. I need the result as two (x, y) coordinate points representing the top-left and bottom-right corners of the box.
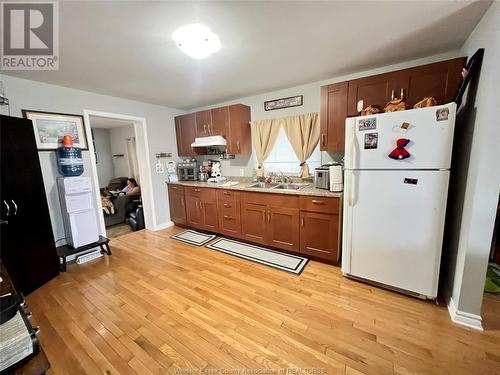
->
(342, 103), (456, 299)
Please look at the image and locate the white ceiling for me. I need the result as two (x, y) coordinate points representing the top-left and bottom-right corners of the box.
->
(89, 115), (134, 129)
(3, 1), (491, 110)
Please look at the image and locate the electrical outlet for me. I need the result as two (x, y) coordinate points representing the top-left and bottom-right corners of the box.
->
(155, 162), (165, 174)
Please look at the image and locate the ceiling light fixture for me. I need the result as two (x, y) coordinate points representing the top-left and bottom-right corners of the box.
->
(172, 23), (221, 60)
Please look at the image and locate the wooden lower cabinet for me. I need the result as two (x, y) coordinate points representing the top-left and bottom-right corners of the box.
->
(185, 187), (218, 231)
(241, 203), (268, 245)
(169, 185), (341, 263)
(300, 211), (339, 262)
(217, 190), (242, 237)
(167, 185), (186, 225)
(268, 206), (300, 252)
(185, 196), (203, 228)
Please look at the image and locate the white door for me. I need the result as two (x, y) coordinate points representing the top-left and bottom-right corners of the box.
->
(342, 169), (450, 298)
(345, 103), (456, 170)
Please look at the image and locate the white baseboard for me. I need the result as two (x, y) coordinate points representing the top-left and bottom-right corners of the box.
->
(152, 221), (175, 231)
(447, 295), (483, 331)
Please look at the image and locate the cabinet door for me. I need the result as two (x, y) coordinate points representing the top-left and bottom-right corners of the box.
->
(217, 190), (241, 238)
(201, 201), (219, 232)
(347, 73), (397, 116)
(195, 110), (211, 137)
(226, 105), (251, 155)
(267, 206), (300, 252)
(175, 113), (203, 156)
(402, 57), (466, 108)
(167, 185), (186, 225)
(185, 196), (202, 228)
(300, 212), (339, 262)
(241, 202), (268, 245)
(1, 115), (59, 295)
(210, 107), (229, 137)
(320, 82), (348, 152)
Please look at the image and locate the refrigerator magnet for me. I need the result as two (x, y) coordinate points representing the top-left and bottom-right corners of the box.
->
(436, 107), (449, 121)
(364, 133), (378, 149)
(358, 117), (376, 131)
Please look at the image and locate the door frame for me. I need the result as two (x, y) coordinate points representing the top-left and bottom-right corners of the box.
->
(83, 109), (156, 235)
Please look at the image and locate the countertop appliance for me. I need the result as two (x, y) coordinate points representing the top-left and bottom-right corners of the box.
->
(57, 177), (99, 248)
(329, 164), (343, 192)
(177, 161), (198, 181)
(314, 166), (331, 189)
(342, 103), (456, 299)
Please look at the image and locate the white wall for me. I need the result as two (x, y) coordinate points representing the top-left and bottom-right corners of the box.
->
(442, 2), (500, 327)
(191, 51), (464, 176)
(91, 128), (114, 188)
(0, 74), (185, 241)
(109, 124), (135, 179)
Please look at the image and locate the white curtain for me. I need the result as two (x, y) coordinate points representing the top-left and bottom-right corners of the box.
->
(126, 137), (140, 183)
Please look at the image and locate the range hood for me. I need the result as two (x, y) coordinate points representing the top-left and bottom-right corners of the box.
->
(191, 135), (227, 148)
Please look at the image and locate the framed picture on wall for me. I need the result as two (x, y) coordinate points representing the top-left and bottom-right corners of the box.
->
(22, 110), (88, 150)
(264, 95), (303, 111)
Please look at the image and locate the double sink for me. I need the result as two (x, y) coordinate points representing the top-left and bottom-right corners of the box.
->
(246, 182), (309, 191)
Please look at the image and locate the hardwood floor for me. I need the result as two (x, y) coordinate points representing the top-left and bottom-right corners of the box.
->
(106, 223), (134, 239)
(26, 227), (500, 375)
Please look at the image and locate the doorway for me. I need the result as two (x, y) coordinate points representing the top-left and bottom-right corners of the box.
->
(84, 110), (155, 239)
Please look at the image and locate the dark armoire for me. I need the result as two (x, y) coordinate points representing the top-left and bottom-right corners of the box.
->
(0, 115), (59, 295)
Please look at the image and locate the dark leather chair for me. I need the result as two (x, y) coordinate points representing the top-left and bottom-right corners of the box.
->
(129, 205), (145, 231)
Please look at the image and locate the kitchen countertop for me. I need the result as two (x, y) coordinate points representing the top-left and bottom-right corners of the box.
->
(166, 178), (342, 198)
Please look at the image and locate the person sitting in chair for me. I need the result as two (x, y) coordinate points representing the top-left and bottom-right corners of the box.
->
(119, 178), (141, 196)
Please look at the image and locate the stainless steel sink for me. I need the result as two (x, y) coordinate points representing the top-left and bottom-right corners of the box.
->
(273, 183), (309, 190)
(247, 182), (280, 189)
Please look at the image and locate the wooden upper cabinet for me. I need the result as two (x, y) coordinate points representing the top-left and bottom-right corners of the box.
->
(226, 105), (251, 155)
(320, 82), (348, 152)
(175, 113), (204, 156)
(347, 73), (397, 116)
(402, 57), (466, 108)
(210, 107), (229, 137)
(195, 110), (211, 137)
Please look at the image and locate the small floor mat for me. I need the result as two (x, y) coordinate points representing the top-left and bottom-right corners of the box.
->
(206, 237), (308, 275)
(171, 229), (217, 246)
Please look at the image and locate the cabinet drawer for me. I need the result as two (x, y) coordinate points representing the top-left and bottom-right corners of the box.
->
(168, 184), (184, 195)
(185, 186), (215, 200)
(217, 189), (238, 202)
(299, 196), (339, 214)
(242, 192), (298, 208)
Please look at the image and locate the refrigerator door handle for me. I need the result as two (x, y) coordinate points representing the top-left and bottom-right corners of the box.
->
(349, 120), (357, 169)
(349, 172), (355, 207)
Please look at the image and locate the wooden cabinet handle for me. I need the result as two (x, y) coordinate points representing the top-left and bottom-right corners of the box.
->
(400, 88), (404, 100)
(203, 124), (207, 134)
(199, 201), (203, 211)
(223, 215), (233, 220)
(261, 211), (265, 221)
(321, 134), (326, 146)
(312, 200), (325, 205)
(194, 189), (201, 192)
(171, 186), (178, 190)
(223, 203), (231, 208)
(301, 215), (304, 227)
(237, 140), (240, 151)
(223, 191), (230, 195)
(267, 211), (271, 222)
(391, 89), (395, 100)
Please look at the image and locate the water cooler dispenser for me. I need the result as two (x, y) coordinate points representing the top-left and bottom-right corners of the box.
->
(57, 177), (99, 247)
